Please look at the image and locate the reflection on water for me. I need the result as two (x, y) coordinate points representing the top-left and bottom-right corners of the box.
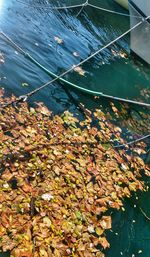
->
(0, 0), (149, 105)
(0, 0), (3, 10)
(0, 1), (150, 257)
(0, 0), (5, 22)
(105, 189), (150, 257)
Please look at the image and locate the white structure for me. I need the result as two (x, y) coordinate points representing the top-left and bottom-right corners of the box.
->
(115, 0), (128, 10)
(115, 0), (150, 64)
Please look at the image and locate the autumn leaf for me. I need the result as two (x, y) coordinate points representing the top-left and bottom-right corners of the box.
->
(22, 82), (29, 87)
(100, 216), (112, 230)
(54, 36), (63, 44)
(36, 102), (52, 116)
(73, 65), (86, 76)
(41, 193), (54, 201)
(118, 50), (128, 58)
(99, 237), (110, 249)
(73, 51), (80, 57)
(0, 89), (149, 257)
(95, 227), (104, 236)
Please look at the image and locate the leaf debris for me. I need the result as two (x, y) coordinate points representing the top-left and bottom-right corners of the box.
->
(0, 88), (149, 257)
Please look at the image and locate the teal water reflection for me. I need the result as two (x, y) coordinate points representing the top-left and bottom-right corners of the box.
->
(0, 1), (150, 256)
(105, 187), (150, 257)
(0, 0), (150, 107)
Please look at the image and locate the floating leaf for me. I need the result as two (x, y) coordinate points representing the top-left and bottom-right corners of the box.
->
(0, 89), (149, 257)
(41, 193), (54, 201)
(100, 216), (111, 230)
(88, 225), (95, 233)
(95, 227), (104, 236)
(73, 51), (80, 57)
(73, 65), (85, 76)
(99, 237), (110, 249)
(54, 36), (63, 44)
(43, 217), (51, 227)
(21, 82), (29, 87)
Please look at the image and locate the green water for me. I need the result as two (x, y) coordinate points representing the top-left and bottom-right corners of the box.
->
(0, 0), (150, 256)
(105, 190), (150, 257)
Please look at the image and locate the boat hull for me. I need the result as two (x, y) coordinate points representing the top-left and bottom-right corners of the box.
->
(114, 0), (128, 10)
(129, 0), (150, 64)
(115, 0), (150, 64)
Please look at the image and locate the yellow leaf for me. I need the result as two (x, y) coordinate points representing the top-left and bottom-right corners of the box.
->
(54, 36), (63, 44)
(40, 247), (48, 257)
(95, 227), (104, 236)
(43, 217), (51, 227)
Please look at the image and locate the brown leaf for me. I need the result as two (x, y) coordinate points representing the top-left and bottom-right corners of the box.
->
(73, 65), (85, 76)
(100, 216), (112, 230)
(99, 237), (110, 249)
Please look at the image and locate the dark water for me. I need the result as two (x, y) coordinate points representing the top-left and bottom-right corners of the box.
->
(0, 0), (150, 256)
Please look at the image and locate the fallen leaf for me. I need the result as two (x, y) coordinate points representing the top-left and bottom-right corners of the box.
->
(73, 65), (85, 76)
(54, 36), (63, 44)
(73, 51), (80, 57)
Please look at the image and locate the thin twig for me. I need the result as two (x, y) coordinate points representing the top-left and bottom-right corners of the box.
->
(114, 134), (150, 148)
(140, 207), (150, 221)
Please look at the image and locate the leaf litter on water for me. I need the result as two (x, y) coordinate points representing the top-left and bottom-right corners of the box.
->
(0, 88), (149, 257)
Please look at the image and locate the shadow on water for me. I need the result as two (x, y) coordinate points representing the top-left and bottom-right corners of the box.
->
(106, 174), (150, 257)
(0, 0), (150, 256)
(105, 200), (150, 257)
